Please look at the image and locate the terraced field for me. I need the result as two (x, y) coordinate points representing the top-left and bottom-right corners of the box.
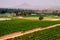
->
(7, 26), (60, 40)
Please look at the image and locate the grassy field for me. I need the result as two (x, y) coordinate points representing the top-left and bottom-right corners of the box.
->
(7, 26), (60, 40)
(18, 16), (60, 21)
(0, 16), (11, 18)
(0, 19), (60, 36)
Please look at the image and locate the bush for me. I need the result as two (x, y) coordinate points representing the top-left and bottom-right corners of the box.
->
(39, 16), (44, 20)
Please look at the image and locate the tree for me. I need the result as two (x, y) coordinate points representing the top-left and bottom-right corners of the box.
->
(15, 11), (19, 16)
(0, 10), (6, 14)
(39, 16), (44, 20)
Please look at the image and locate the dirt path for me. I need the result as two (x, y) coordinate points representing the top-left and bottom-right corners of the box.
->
(0, 24), (60, 40)
(57, 38), (60, 40)
(0, 18), (11, 21)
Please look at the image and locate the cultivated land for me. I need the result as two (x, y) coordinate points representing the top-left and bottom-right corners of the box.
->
(0, 19), (60, 36)
(0, 24), (60, 40)
(7, 26), (60, 40)
(0, 16), (60, 40)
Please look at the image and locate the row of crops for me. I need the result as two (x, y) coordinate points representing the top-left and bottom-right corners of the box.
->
(0, 19), (60, 36)
(7, 26), (60, 40)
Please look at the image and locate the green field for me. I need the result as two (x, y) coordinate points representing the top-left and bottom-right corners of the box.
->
(0, 19), (60, 36)
(19, 16), (60, 21)
(7, 26), (60, 40)
(0, 16), (11, 18)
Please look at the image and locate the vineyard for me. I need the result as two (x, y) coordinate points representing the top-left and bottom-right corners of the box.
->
(7, 26), (60, 40)
(0, 19), (60, 36)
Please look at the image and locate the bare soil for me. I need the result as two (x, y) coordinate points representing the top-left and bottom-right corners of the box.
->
(0, 18), (11, 21)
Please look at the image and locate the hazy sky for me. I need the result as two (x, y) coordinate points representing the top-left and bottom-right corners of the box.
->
(0, 0), (60, 8)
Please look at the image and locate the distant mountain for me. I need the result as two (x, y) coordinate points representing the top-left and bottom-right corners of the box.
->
(13, 3), (60, 10)
(14, 3), (34, 9)
(13, 3), (43, 10)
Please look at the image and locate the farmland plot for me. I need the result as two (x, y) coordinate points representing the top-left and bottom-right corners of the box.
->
(7, 26), (60, 40)
(0, 19), (60, 36)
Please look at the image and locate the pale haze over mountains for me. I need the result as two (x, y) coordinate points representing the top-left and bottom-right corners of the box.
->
(14, 3), (60, 10)
(0, 0), (60, 10)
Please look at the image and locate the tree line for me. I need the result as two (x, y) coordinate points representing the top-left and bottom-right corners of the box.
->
(0, 8), (60, 16)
